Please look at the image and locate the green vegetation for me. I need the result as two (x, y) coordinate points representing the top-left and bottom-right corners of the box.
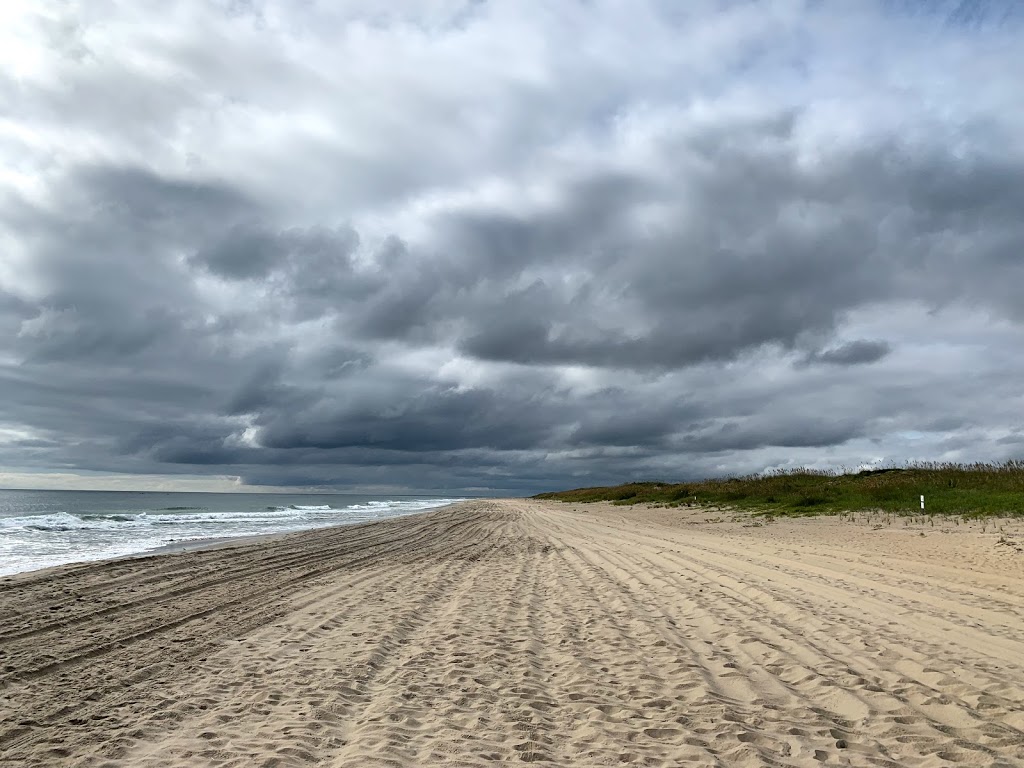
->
(534, 462), (1024, 517)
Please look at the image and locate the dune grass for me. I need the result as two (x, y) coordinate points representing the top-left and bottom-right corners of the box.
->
(535, 462), (1024, 517)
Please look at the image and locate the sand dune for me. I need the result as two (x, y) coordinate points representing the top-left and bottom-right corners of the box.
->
(1, 499), (1023, 767)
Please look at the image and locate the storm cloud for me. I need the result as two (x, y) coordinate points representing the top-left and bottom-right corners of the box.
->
(2, 1), (1024, 493)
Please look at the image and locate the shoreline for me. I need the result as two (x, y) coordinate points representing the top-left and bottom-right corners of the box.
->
(120, 500), (472, 563)
(2, 498), (1022, 766)
(0, 530), (296, 584)
(0, 500), (468, 582)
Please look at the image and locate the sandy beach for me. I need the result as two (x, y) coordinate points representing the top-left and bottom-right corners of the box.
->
(1, 498), (1023, 767)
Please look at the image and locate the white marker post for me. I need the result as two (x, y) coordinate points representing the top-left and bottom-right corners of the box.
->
(920, 495), (925, 511)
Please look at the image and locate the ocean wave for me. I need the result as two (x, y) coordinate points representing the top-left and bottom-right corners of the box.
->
(2, 508), (309, 532)
(4, 511), (123, 532)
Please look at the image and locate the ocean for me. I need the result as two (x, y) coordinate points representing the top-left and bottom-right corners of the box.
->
(0, 489), (467, 577)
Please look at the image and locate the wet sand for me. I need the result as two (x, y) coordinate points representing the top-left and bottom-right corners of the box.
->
(1, 498), (1022, 767)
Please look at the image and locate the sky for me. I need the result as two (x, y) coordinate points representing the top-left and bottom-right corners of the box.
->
(1, 1), (1023, 494)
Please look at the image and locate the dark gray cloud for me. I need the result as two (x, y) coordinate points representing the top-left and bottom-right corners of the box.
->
(1, 1), (1023, 493)
(194, 226), (288, 280)
(802, 340), (892, 367)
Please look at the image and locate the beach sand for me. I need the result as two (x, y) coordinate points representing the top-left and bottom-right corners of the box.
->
(1, 498), (1023, 767)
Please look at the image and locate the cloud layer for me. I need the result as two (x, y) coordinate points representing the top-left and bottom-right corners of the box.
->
(2, 0), (1023, 492)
